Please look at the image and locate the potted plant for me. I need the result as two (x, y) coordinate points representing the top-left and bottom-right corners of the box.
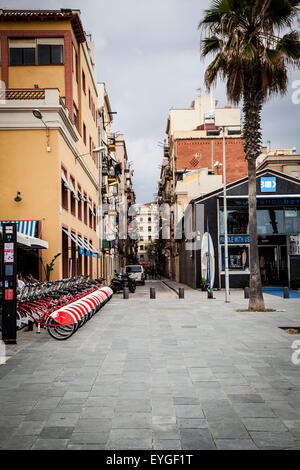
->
(39, 253), (61, 281)
(199, 277), (207, 291)
(291, 277), (300, 290)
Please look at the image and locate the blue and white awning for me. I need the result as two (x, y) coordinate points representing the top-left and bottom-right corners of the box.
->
(0, 220), (37, 237)
(0, 220), (48, 249)
(62, 229), (101, 258)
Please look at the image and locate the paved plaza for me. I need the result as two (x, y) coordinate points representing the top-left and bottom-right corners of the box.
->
(0, 280), (300, 450)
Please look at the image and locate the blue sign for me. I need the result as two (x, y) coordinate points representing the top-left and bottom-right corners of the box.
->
(78, 247), (84, 255)
(261, 177), (276, 193)
(220, 235), (250, 244)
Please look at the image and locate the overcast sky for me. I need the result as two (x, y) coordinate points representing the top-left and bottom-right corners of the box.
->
(4, 0), (300, 203)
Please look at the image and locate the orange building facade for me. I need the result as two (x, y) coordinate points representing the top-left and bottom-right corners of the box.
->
(0, 9), (102, 280)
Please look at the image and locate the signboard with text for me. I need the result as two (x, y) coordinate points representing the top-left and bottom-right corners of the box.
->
(1, 223), (17, 344)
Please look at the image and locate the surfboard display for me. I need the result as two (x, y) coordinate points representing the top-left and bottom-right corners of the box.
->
(201, 232), (215, 289)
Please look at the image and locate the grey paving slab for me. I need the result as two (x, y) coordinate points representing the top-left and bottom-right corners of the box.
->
(241, 418), (289, 432)
(1, 282), (300, 450)
(70, 432), (109, 445)
(249, 431), (298, 449)
(153, 439), (182, 450)
(40, 426), (74, 439)
(111, 413), (151, 429)
(153, 424), (180, 440)
(180, 428), (216, 450)
(215, 439), (258, 450)
(207, 419), (250, 439)
(32, 439), (69, 450)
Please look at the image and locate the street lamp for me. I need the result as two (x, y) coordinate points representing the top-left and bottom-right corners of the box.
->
(32, 108), (50, 151)
(218, 124), (242, 303)
(213, 161), (223, 175)
(75, 146), (105, 159)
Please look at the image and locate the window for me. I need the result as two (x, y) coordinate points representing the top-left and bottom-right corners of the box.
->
(140, 245), (144, 251)
(140, 226), (143, 231)
(73, 103), (78, 128)
(9, 38), (64, 66)
(78, 186), (82, 221)
(61, 168), (69, 210)
(140, 236), (144, 241)
(70, 177), (76, 215)
(10, 47), (35, 65)
(83, 194), (88, 225)
(82, 70), (86, 94)
(148, 217), (152, 222)
(83, 123), (87, 145)
(221, 245), (249, 271)
(148, 226), (152, 232)
(148, 236), (151, 241)
(220, 208), (249, 235)
(285, 207), (300, 233)
(257, 208), (284, 235)
(38, 44), (63, 65)
(89, 200), (93, 228)
(93, 205), (97, 231)
(140, 217), (143, 222)
(75, 51), (79, 82)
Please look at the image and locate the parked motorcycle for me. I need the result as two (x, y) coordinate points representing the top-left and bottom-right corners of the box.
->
(110, 271), (136, 294)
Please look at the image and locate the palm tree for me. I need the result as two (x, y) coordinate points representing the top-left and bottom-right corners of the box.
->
(199, 0), (300, 310)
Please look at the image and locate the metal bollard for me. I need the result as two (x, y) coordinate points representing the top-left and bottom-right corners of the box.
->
(283, 287), (290, 299)
(150, 287), (156, 299)
(244, 287), (250, 299)
(123, 287), (129, 299)
(178, 287), (184, 299)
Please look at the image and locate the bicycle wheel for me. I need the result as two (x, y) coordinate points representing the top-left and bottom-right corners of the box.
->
(46, 318), (76, 340)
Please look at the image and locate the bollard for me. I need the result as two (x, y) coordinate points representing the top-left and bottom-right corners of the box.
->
(178, 287), (184, 299)
(207, 289), (214, 299)
(244, 287), (250, 299)
(123, 287), (129, 299)
(150, 287), (156, 299)
(283, 287), (290, 299)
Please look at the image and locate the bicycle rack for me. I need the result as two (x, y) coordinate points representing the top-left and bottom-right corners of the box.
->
(50, 287), (113, 326)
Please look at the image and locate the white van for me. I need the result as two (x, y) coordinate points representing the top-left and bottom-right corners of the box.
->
(125, 265), (145, 285)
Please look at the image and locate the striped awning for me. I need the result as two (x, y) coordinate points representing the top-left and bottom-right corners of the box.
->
(0, 220), (37, 237)
(62, 229), (100, 257)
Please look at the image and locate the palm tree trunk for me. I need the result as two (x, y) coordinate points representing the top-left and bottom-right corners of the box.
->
(248, 158), (265, 310)
(243, 69), (266, 311)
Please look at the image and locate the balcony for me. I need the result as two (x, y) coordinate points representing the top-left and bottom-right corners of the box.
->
(0, 88), (79, 143)
(0, 89), (46, 100)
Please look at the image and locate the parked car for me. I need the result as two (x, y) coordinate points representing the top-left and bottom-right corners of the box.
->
(125, 265), (145, 285)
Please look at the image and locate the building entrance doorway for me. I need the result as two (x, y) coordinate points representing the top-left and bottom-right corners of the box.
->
(258, 241), (287, 286)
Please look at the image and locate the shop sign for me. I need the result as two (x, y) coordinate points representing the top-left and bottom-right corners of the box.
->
(261, 177), (276, 193)
(219, 235), (250, 244)
(290, 235), (300, 255)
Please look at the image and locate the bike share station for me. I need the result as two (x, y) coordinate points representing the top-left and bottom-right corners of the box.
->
(1, 222), (17, 344)
(1, 222), (114, 343)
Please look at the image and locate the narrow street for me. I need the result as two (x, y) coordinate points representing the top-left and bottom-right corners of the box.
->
(0, 281), (300, 450)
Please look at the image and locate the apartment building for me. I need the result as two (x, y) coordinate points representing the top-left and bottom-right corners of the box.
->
(0, 9), (101, 280)
(158, 92), (246, 280)
(135, 203), (159, 263)
(257, 146), (300, 179)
